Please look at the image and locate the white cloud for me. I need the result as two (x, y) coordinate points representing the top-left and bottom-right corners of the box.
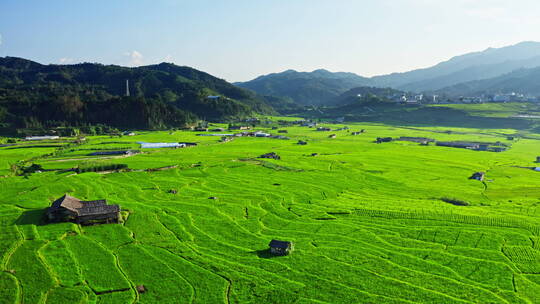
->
(164, 54), (173, 62)
(59, 57), (74, 64)
(124, 50), (144, 66)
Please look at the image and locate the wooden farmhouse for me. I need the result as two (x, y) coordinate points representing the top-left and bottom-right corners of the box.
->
(269, 240), (293, 256)
(46, 194), (120, 225)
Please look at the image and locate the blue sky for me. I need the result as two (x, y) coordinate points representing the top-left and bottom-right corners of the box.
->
(1, 0), (539, 82)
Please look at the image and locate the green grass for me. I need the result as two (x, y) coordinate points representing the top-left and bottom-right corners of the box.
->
(0, 120), (540, 303)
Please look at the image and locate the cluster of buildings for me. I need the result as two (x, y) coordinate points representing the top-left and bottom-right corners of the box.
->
(375, 92), (539, 104)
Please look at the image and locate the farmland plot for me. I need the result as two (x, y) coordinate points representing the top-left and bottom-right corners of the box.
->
(0, 122), (539, 303)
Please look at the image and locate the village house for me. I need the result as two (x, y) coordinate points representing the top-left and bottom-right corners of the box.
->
(46, 194), (120, 225)
(376, 137), (393, 143)
(259, 152), (280, 160)
(179, 142), (198, 147)
(469, 172), (485, 181)
(436, 141), (480, 150)
(317, 127), (331, 131)
(397, 137), (435, 144)
(207, 95), (221, 101)
(269, 240), (293, 256)
(229, 126), (251, 131)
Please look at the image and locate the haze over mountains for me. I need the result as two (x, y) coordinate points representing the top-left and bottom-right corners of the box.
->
(237, 41), (540, 105)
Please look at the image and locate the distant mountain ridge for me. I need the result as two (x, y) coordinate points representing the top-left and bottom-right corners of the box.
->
(235, 69), (372, 106)
(435, 66), (540, 97)
(237, 41), (540, 105)
(372, 41), (540, 91)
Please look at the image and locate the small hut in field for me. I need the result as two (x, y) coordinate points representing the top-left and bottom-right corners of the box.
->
(46, 194), (120, 225)
(469, 172), (485, 181)
(269, 240), (293, 256)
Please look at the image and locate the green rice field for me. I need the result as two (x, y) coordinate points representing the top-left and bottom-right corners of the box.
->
(1, 121), (540, 303)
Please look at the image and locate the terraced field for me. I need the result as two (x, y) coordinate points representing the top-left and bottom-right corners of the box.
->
(1, 121), (540, 303)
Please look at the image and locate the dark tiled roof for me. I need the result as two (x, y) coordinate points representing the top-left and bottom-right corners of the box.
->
(77, 204), (120, 216)
(50, 194), (84, 213)
(49, 195), (119, 216)
(269, 240), (291, 248)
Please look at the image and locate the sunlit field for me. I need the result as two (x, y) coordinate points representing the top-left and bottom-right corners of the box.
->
(1, 121), (539, 303)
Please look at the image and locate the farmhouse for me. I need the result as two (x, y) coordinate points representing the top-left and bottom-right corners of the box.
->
(259, 152), (280, 160)
(376, 137), (393, 143)
(269, 240), (293, 256)
(317, 127), (331, 131)
(46, 194), (120, 225)
(397, 137), (435, 144)
(255, 132), (271, 137)
(436, 141), (479, 150)
(179, 142), (198, 147)
(229, 126), (251, 131)
(469, 172), (485, 181)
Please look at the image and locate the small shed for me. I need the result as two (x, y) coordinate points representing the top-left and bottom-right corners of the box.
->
(259, 152), (280, 160)
(46, 194), (120, 225)
(469, 172), (485, 181)
(269, 240), (293, 256)
(376, 137), (392, 143)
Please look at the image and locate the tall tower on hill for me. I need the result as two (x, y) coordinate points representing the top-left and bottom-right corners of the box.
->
(126, 79), (130, 97)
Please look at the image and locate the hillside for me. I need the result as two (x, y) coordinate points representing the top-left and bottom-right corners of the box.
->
(235, 69), (373, 106)
(435, 66), (540, 97)
(331, 86), (406, 106)
(0, 57), (274, 133)
(372, 41), (540, 91)
(238, 42), (540, 104)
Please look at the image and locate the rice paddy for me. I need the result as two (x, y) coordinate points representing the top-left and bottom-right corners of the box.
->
(1, 121), (540, 303)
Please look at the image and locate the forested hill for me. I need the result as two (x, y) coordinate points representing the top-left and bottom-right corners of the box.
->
(235, 69), (373, 106)
(0, 57), (275, 133)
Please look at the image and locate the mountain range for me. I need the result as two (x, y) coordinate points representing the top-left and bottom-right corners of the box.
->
(237, 41), (540, 105)
(0, 57), (278, 133)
